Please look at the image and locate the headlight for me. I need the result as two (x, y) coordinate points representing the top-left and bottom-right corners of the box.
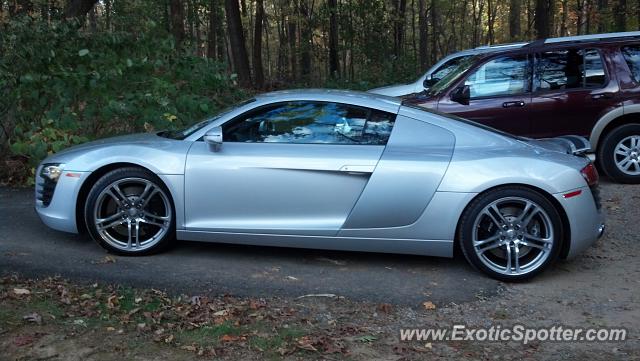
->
(41, 163), (65, 182)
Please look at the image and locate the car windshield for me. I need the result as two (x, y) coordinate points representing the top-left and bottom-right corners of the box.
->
(426, 55), (480, 96)
(159, 98), (256, 140)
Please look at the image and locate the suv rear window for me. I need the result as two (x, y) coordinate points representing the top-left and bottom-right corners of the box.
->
(535, 49), (605, 90)
(622, 45), (640, 82)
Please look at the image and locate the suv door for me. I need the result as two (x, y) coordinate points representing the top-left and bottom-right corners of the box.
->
(184, 101), (396, 236)
(436, 54), (533, 136)
(528, 47), (620, 138)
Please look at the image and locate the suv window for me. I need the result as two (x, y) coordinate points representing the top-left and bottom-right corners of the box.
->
(622, 45), (640, 82)
(535, 48), (605, 90)
(430, 55), (471, 81)
(464, 55), (529, 98)
(223, 101), (395, 145)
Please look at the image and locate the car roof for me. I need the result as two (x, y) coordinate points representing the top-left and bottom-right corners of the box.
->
(255, 89), (402, 112)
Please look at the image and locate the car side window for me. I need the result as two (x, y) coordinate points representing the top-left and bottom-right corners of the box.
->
(622, 45), (640, 82)
(535, 48), (606, 90)
(222, 101), (396, 145)
(464, 55), (529, 98)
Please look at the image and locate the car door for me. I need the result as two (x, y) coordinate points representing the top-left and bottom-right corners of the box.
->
(437, 54), (533, 136)
(528, 47), (621, 138)
(183, 101), (396, 236)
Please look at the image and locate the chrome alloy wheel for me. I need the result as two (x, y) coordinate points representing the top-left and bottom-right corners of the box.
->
(614, 135), (640, 175)
(93, 177), (172, 251)
(471, 197), (555, 276)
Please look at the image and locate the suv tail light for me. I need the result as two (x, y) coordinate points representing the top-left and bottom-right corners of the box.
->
(581, 163), (599, 187)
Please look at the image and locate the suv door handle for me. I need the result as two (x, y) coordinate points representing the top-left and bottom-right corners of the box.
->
(502, 101), (526, 108)
(592, 92), (615, 100)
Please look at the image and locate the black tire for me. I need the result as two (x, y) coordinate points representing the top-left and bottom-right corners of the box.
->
(458, 186), (563, 281)
(597, 123), (640, 184)
(84, 167), (175, 255)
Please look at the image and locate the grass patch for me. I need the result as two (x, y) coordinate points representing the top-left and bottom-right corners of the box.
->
(176, 322), (244, 347)
(249, 326), (306, 353)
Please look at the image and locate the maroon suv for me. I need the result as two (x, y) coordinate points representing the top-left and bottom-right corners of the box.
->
(405, 32), (640, 183)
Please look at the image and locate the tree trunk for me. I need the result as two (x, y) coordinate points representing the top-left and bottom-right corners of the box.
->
(430, 0), (437, 63)
(88, 5), (97, 31)
(328, 0), (339, 78)
(253, 0), (265, 88)
(170, 0), (185, 49)
(393, 0), (407, 57)
(299, 1), (312, 83)
(487, 0), (495, 44)
(509, 0), (521, 39)
(615, 0), (627, 31)
(419, 0), (428, 69)
(534, 0), (551, 39)
(596, 0), (607, 32)
(64, 0), (99, 19)
(560, 0), (568, 35)
(225, 0), (252, 86)
(207, 0), (219, 59)
(287, 10), (297, 81)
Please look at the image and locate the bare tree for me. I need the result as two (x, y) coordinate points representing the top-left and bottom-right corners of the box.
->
(225, 0), (252, 86)
(170, 0), (185, 48)
(418, 0), (429, 69)
(510, 0), (522, 39)
(614, 0), (627, 31)
(535, 0), (551, 38)
(253, 0), (265, 87)
(328, 0), (339, 78)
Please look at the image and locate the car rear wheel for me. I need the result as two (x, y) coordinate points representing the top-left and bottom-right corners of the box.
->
(458, 187), (562, 281)
(598, 124), (640, 184)
(85, 167), (175, 255)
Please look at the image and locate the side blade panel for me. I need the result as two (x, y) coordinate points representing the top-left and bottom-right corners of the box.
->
(340, 115), (455, 229)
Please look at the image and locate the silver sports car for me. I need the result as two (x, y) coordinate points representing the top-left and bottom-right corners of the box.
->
(35, 90), (604, 280)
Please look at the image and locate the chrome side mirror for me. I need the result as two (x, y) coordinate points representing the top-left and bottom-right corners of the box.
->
(204, 126), (223, 151)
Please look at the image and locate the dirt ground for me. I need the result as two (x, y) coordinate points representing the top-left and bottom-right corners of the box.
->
(1, 180), (639, 360)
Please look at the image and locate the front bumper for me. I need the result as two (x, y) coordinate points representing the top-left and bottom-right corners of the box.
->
(34, 168), (90, 234)
(554, 186), (605, 258)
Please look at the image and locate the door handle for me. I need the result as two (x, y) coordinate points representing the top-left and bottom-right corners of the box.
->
(592, 92), (614, 100)
(502, 101), (526, 108)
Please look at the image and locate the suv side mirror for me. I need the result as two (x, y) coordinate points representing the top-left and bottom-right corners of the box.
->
(423, 77), (440, 88)
(204, 126), (223, 151)
(450, 85), (470, 105)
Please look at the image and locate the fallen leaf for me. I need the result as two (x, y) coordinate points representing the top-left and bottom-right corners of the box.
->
(180, 345), (197, 352)
(377, 303), (392, 313)
(213, 309), (228, 317)
(220, 334), (240, 342)
(422, 301), (436, 310)
(286, 276), (299, 281)
(13, 288), (31, 296)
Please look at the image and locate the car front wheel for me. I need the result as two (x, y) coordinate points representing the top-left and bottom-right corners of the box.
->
(85, 167), (175, 255)
(598, 123), (640, 184)
(458, 187), (563, 281)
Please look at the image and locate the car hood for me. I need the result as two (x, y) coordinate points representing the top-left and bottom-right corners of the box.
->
(42, 133), (172, 164)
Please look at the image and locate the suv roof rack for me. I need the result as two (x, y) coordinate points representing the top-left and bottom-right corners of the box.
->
(474, 42), (528, 50)
(527, 31), (640, 47)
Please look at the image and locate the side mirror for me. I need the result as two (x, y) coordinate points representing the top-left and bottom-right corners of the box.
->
(450, 85), (470, 105)
(204, 126), (223, 151)
(423, 77), (440, 88)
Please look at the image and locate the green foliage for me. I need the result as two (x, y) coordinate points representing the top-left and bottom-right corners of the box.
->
(0, 16), (246, 181)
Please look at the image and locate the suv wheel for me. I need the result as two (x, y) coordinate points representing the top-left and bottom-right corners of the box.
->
(598, 124), (640, 184)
